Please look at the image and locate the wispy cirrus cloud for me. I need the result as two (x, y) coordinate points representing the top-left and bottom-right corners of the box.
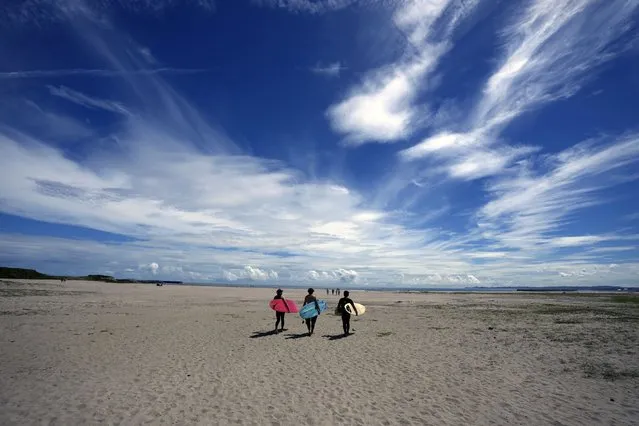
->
(310, 62), (346, 77)
(48, 85), (130, 115)
(401, 0), (639, 179)
(547, 236), (612, 248)
(138, 47), (158, 65)
(0, 100), (94, 141)
(0, 68), (208, 79)
(475, 134), (639, 251)
(0, 0), (215, 26)
(251, 0), (361, 14)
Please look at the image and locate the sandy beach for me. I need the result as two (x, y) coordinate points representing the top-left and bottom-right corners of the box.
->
(1, 279), (638, 425)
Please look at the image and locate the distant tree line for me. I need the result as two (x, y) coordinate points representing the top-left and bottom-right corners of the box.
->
(0, 267), (182, 284)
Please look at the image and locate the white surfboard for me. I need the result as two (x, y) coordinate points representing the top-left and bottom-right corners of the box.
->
(343, 302), (366, 316)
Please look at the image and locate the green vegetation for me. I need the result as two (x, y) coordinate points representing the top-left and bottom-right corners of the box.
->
(0, 267), (56, 279)
(582, 361), (639, 381)
(86, 274), (116, 282)
(532, 304), (638, 321)
(610, 295), (639, 305)
(0, 267), (182, 284)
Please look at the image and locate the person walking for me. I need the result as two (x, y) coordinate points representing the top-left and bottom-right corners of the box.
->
(302, 288), (320, 336)
(273, 289), (288, 333)
(337, 291), (358, 336)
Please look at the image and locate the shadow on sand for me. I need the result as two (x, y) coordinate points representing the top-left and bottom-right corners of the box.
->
(323, 333), (349, 341)
(250, 330), (282, 338)
(285, 332), (309, 339)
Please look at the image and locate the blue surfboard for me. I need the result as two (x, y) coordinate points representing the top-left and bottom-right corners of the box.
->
(299, 300), (327, 319)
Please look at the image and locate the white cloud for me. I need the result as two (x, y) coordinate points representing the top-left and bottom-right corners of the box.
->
(310, 62), (345, 77)
(139, 47), (157, 64)
(251, 0), (360, 14)
(48, 85), (130, 115)
(0, 68), (206, 79)
(2, 232), (638, 286)
(335, 268), (358, 282)
(0, 0), (216, 26)
(352, 211), (385, 222)
(327, 59), (435, 143)
(306, 269), (358, 282)
(548, 236), (609, 247)
(401, 132), (477, 158)
(139, 262), (160, 275)
(223, 270), (239, 281)
(400, 273), (482, 286)
(400, 131), (539, 179)
(327, 0), (478, 144)
(162, 265), (184, 274)
(223, 266), (279, 281)
(555, 263), (623, 279)
(0, 100), (93, 141)
(587, 246), (636, 254)
(446, 147), (533, 180)
(465, 252), (508, 259)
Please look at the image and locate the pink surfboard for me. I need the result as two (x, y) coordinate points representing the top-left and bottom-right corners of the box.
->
(269, 299), (299, 313)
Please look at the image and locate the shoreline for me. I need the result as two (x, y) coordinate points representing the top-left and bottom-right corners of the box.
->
(5, 277), (637, 295)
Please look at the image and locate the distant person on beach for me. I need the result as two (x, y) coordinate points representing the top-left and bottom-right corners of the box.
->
(273, 289), (287, 333)
(331, 289), (334, 295)
(326, 288), (329, 295)
(337, 291), (358, 336)
(337, 288), (340, 296)
(303, 288), (319, 336)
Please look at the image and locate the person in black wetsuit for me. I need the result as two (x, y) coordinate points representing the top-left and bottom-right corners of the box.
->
(337, 291), (358, 336)
(303, 288), (319, 336)
(273, 289), (288, 333)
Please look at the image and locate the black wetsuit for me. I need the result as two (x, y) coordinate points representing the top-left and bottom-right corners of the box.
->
(273, 294), (286, 331)
(303, 295), (319, 335)
(337, 297), (356, 335)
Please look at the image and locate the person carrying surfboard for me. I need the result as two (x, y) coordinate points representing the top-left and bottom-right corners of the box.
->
(337, 291), (358, 336)
(273, 289), (288, 333)
(303, 288), (320, 336)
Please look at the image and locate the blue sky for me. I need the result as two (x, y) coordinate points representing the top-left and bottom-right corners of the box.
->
(1, 0), (638, 287)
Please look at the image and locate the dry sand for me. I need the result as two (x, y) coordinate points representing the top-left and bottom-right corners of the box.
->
(1, 279), (638, 425)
